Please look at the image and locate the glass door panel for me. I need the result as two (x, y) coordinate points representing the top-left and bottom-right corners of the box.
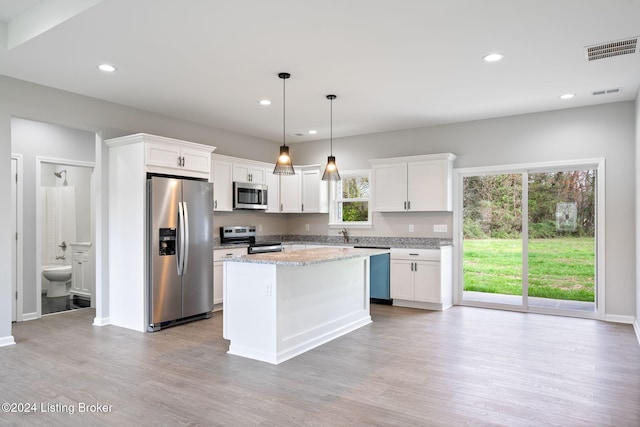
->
(462, 174), (523, 306)
(527, 170), (596, 312)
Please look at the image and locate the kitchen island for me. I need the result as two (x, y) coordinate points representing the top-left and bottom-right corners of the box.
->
(223, 247), (388, 364)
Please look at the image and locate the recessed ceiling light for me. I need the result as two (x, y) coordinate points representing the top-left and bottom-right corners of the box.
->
(259, 99), (271, 106)
(308, 130), (318, 135)
(482, 53), (504, 62)
(97, 64), (116, 72)
(560, 93), (575, 100)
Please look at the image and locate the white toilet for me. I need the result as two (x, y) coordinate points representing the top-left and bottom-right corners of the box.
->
(42, 265), (72, 297)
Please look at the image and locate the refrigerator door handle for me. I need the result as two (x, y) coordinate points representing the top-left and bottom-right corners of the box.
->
(177, 202), (186, 276)
(182, 201), (190, 275)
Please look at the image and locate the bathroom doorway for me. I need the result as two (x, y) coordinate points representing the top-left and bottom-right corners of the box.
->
(37, 159), (95, 316)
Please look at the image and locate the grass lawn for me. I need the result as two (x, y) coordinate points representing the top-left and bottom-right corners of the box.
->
(463, 237), (595, 302)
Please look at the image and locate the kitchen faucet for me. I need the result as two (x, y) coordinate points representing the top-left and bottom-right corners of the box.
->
(340, 228), (349, 243)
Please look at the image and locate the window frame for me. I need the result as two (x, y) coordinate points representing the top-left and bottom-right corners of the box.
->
(328, 169), (373, 228)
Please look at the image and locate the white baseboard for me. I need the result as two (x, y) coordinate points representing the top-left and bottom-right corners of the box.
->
(22, 312), (38, 321)
(605, 314), (635, 324)
(634, 319), (640, 346)
(0, 335), (16, 347)
(93, 316), (110, 327)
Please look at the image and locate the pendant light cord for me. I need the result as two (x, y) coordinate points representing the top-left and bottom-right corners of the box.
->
(282, 76), (286, 147)
(327, 94), (336, 155)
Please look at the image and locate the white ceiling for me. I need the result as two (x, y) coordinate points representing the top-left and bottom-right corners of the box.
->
(0, 0), (638, 143)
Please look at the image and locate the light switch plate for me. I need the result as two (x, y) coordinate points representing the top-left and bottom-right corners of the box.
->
(434, 224), (448, 233)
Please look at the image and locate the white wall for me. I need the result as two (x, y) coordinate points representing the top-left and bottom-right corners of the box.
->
(292, 102), (636, 319)
(635, 91), (640, 338)
(0, 90), (13, 346)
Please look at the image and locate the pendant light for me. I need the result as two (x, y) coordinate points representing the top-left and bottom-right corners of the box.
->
(322, 94), (340, 181)
(273, 72), (295, 175)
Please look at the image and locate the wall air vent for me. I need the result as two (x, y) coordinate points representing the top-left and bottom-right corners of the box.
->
(592, 87), (623, 96)
(585, 37), (637, 61)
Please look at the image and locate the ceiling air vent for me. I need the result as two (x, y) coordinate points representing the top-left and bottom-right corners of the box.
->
(592, 87), (623, 96)
(585, 37), (638, 61)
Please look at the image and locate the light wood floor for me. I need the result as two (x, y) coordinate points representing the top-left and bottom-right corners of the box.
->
(3, 305), (639, 426)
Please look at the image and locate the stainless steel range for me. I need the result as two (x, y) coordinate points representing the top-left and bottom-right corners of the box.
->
(220, 226), (282, 254)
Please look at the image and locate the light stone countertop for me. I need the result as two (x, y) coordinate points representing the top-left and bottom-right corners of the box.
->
(223, 247), (390, 266)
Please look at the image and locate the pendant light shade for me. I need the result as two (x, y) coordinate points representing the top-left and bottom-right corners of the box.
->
(273, 72), (295, 175)
(322, 94), (340, 181)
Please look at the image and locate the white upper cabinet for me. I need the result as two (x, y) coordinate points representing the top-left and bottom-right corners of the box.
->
(370, 153), (456, 212)
(265, 167), (280, 213)
(212, 157), (233, 211)
(279, 169), (302, 213)
(232, 162), (266, 184)
(269, 166), (327, 213)
(145, 137), (213, 177)
(107, 133), (215, 180)
(300, 166), (328, 213)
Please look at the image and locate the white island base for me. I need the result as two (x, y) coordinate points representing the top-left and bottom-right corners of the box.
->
(224, 248), (380, 364)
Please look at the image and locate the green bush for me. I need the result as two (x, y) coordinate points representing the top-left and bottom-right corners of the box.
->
(463, 218), (487, 239)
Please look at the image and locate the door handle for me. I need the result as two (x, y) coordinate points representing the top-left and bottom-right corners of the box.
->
(214, 200), (217, 209)
(404, 201), (407, 210)
(408, 201), (411, 210)
(182, 202), (190, 275)
(177, 202), (185, 276)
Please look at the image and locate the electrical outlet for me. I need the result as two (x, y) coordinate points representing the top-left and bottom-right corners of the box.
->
(305, 224), (310, 231)
(409, 224), (414, 232)
(265, 284), (272, 296)
(434, 224), (448, 233)
(258, 224), (263, 232)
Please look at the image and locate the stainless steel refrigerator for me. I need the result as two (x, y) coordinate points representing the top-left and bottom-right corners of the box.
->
(147, 175), (214, 332)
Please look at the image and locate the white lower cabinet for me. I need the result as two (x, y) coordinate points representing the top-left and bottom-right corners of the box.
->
(390, 246), (452, 310)
(70, 246), (92, 300)
(213, 247), (248, 310)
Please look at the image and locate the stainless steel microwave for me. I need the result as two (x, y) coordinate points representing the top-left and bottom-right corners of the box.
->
(233, 182), (268, 210)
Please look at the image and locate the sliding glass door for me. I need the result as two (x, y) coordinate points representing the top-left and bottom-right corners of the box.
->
(457, 162), (600, 318)
(462, 173), (523, 307)
(527, 170), (596, 312)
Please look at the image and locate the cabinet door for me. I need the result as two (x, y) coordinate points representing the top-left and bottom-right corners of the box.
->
(80, 258), (91, 295)
(407, 160), (449, 211)
(72, 257), (83, 293)
(248, 166), (266, 184)
(181, 146), (212, 174)
(265, 170), (280, 213)
(279, 171), (301, 212)
(213, 261), (223, 305)
(233, 163), (266, 184)
(301, 168), (327, 213)
(390, 259), (414, 300)
(372, 163), (408, 212)
(146, 142), (182, 170)
(213, 159), (233, 211)
(233, 163), (251, 182)
(413, 260), (441, 303)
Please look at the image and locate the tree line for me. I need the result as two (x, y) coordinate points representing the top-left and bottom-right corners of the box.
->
(463, 171), (595, 239)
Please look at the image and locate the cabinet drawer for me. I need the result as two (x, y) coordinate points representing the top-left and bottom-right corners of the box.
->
(213, 247), (247, 261)
(390, 248), (440, 261)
